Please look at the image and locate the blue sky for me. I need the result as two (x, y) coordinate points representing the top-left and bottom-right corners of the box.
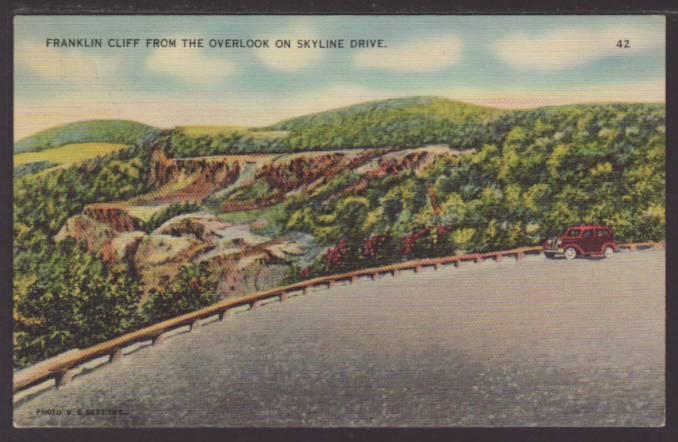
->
(14, 15), (665, 140)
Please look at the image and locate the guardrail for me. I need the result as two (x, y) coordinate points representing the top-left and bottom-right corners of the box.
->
(13, 241), (663, 395)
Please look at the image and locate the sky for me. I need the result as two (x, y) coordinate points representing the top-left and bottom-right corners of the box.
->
(14, 15), (665, 141)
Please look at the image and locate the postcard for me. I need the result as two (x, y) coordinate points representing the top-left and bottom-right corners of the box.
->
(12, 15), (666, 427)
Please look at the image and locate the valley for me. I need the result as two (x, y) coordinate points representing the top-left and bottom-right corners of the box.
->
(12, 96), (666, 369)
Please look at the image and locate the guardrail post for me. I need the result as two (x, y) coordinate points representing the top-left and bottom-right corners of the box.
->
(413, 265), (421, 273)
(433, 263), (439, 270)
(515, 252), (526, 261)
(190, 319), (202, 330)
(279, 292), (289, 302)
(629, 244), (637, 251)
(55, 369), (74, 388)
(494, 254), (503, 262)
(474, 255), (484, 263)
(327, 281), (334, 289)
(302, 287), (309, 295)
(109, 348), (124, 362)
(218, 310), (230, 321)
(351, 275), (358, 284)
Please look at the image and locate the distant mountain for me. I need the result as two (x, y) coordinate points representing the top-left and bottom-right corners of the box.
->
(265, 96), (506, 151)
(14, 120), (159, 153)
(271, 96), (501, 130)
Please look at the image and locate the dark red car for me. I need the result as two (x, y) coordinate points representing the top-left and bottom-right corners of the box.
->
(543, 224), (618, 259)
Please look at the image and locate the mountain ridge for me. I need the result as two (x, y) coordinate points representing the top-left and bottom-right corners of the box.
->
(15, 98), (666, 155)
(14, 119), (159, 153)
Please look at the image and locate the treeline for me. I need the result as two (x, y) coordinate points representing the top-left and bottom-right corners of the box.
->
(272, 96), (503, 151)
(280, 103), (665, 279)
(166, 129), (287, 157)
(14, 160), (58, 178)
(165, 97), (504, 157)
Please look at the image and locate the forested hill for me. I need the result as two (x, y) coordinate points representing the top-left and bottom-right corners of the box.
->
(165, 98), (664, 157)
(267, 96), (504, 151)
(14, 119), (159, 153)
(16, 99), (665, 158)
(166, 97), (506, 156)
(272, 96), (500, 128)
(279, 100), (665, 279)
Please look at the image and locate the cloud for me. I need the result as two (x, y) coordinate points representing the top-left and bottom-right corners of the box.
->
(493, 26), (664, 71)
(15, 40), (125, 82)
(354, 35), (462, 73)
(145, 46), (236, 83)
(256, 19), (324, 72)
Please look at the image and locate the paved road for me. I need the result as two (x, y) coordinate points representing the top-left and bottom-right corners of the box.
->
(14, 250), (665, 427)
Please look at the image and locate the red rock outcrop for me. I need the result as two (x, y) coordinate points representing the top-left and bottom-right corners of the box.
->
(148, 149), (241, 189)
(83, 205), (136, 232)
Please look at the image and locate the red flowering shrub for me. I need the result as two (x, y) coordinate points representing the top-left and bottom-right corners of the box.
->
(360, 234), (394, 261)
(322, 239), (350, 269)
(401, 228), (430, 255)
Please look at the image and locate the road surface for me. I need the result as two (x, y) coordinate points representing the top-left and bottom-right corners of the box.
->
(14, 250), (665, 427)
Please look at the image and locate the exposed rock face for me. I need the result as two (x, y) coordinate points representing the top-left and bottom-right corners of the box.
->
(83, 205), (136, 232)
(148, 149), (171, 186)
(216, 255), (290, 298)
(257, 150), (381, 195)
(54, 214), (118, 251)
(135, 234), (204, 266)
(106, 231), (146, 263)
(134, 233), (212, 291)
(54, 209), (305, 299)
(148, 149), (241, 194)
(153, 213), (232, 243)
(138, 147), (459, 212)
(53, 146), (464, 300)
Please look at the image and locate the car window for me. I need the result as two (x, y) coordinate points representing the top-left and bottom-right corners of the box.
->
(596, 229), (609, 237)
(567, 229), (581, 237)
(583, 230), (593, 238)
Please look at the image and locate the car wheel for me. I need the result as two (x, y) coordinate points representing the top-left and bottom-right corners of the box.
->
(564, 247), (577, 260)
(604, 246), (614, 258)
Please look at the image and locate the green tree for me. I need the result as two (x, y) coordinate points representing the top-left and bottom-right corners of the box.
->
(14, 240), (142, 368)
(142, 262), (220, 324)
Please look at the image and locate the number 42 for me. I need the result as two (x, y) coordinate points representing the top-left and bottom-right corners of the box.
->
(617, 39), (631, 48)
